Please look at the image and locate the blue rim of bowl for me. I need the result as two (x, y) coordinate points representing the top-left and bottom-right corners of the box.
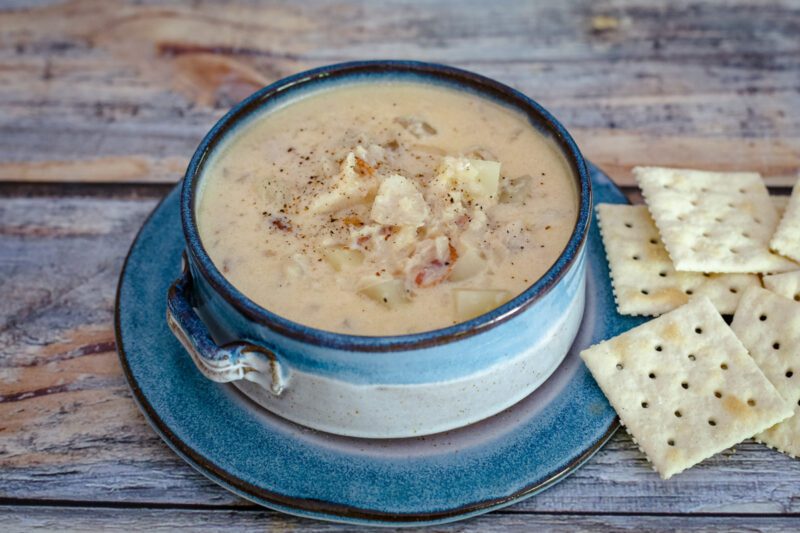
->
(181, 60), (591, 352)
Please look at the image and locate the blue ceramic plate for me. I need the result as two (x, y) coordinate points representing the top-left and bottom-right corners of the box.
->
(115, 162), (645, 526)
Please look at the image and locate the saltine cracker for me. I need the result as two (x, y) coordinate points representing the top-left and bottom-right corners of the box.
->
(596, 204), (758, 315)
(732, 287), (800, 457)
(581, 297), (791, 479)
(635, 167), (796, 273)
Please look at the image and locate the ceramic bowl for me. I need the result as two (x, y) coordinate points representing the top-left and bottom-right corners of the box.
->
(167, 61), (591, 438)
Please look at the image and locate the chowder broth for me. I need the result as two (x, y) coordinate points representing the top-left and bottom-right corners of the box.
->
(197, 81), (577, 335)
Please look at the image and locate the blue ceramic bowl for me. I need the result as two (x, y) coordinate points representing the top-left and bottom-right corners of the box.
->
(167, 61), (591, 438)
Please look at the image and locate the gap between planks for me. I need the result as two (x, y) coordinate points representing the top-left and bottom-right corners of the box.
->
(0, 183), (791, 203)
(1, 499), (799, 519)
(0, 153), (796, 188)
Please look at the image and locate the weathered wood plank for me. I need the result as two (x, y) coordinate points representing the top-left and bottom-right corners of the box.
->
(2, 195), (800, 515)
(0, 0), (797, 184)
(2, 0), (800, 520)
(2, 505), (800, 532)
(574, 132), (800, 187)
(0, 156), (188, 184)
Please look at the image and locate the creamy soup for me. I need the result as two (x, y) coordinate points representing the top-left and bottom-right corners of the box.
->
(197, 81), (577, 335)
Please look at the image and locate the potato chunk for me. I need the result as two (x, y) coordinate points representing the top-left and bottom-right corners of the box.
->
(454, 288), (511, 321)
(360, 279), (409, 308)
(323, 247), (364, 271)
(468, 159), (501, 201)
(448, 246), (486, 282)
(435, 157), (501, 206)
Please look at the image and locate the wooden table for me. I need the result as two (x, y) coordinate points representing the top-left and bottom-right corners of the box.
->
(1, 1), (799, 530)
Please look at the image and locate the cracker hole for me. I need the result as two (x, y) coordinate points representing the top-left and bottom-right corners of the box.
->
(714, 217), (723, 223)
(668, 439), (675, 446)
(773, 342), (781, 350)
(624, 222), (633, 228)
(730, 248), (739, 254)
(702, 273), (711, 278)
(677, 215), (685, 222)
(702, 232), (711, 238)
(655, 345), (663, 352)
(688, 354), (696, 361)
(729, 287), (738, 294)
(674, 410), (682, 418)
(685, 289), (694, 295)
(738, 188), (746, 194)
(641, 401), (649, 408)
(786, 370), (794, 378)
(721, 363), (728, 370)
(641, 289), (650, 295)
(690, 200), (698, 207)
(708, 419), (717, 426)
(742, 232), (750, 239)
(759, 314), (767, 321)
(695, 327), (703, 334)
(754, 217), (762, 224)
(633, 255), (640, 261)
(616, 363), (624, 370)
(727, 202), (736, 209)
(681, 382), (689, 389)
(649, 238), (658, 245)
(659, 271), (668, 278)
(649, 372), (657, 379)
(747, 398), (756, 406)
(794, 293), (800, 302)
(714, 391), (722, 398)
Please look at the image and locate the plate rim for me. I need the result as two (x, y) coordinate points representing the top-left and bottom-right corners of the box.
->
(114, 162), (626, 526)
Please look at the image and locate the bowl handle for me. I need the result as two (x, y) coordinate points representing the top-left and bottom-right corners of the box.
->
(166, 259), (287, 395)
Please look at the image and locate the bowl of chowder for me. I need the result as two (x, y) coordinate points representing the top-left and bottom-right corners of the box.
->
(167, 61), (591, 438)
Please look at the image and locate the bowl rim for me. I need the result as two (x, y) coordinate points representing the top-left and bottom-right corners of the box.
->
(181, 60), (591, 352)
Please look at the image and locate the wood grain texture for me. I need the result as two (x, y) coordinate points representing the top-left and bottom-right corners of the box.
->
(2, 195), (800, 521)
(0, 0), (798, 185)
(2, 506), (800, 532)
(2, 0), (800, 528)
